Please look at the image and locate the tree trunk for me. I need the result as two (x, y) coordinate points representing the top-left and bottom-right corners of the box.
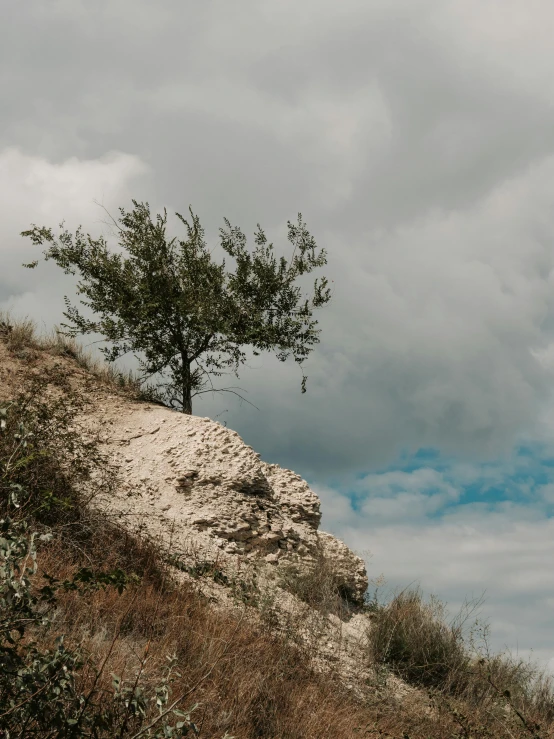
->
(181, 354), (193, 414)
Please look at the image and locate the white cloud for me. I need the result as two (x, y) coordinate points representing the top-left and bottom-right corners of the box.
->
(0, 147), (148, 228)
(0, 147), (148, 330)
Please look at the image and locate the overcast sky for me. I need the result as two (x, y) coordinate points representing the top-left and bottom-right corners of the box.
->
(4, 0), (554, 673)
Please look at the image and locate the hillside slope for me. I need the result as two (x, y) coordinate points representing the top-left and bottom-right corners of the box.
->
(2, 319), (553, 738)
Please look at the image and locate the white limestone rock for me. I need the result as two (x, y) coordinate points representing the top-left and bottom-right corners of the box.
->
(93, 403), (367, 603)
(317, 531), (368, 605)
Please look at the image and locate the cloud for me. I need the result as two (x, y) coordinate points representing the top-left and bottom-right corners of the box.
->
(3, 0), (554, 478)
(0, 148), (148, 330)
(230, 152), (554, 478)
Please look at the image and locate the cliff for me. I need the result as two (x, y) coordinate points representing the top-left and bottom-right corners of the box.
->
(84, 396), (368, 605)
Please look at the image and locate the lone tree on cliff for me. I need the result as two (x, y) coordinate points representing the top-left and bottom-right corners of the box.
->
(22, 201), (332, 414)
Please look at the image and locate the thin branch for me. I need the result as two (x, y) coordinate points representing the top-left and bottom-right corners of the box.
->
(190, 361), (217, 396)
(93, 199), (124, 236)
(0, 662), (70, 720)
(193, 387), (260, 411)
(189, 334), (214, 363)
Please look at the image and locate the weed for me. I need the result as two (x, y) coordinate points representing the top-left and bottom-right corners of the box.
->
(168, 554), (229, 586)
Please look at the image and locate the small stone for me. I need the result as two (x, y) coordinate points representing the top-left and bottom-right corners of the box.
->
(262, 531), (282, 544)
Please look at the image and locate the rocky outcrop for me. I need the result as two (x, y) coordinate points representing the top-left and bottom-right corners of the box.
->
(91, 402), (368, 604)
(317, 531), (369, 604)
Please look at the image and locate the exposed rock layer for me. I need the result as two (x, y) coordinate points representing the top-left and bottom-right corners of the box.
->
(92, 403), (368, 604)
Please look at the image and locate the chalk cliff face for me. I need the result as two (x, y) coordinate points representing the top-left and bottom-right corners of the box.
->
(91, 401), (368, 605)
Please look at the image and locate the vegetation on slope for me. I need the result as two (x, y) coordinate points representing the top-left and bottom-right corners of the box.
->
(1, 314), (554, 738)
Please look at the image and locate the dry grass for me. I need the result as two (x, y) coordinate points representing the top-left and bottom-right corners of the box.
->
(0, 310), (146, 396)
(369, 586), (554, 737)
(369, 587), (473, 693)
(0, 313), (38, 353)
(33, 534), (384, 739)
(26, 529), (554, 738)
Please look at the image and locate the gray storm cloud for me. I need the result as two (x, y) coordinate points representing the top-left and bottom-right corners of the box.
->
(2, 0), (554, 480)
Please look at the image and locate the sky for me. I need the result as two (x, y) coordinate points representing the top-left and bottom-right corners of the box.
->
(3, 0), (554, 673)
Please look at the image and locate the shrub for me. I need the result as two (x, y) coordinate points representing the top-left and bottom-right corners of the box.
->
(0, 365), (106, 529)
(369, 587), (475, 693)
(369, 586), (554, 737)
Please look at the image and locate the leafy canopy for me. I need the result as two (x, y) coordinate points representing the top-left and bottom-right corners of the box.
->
(22, 201), (332, 413)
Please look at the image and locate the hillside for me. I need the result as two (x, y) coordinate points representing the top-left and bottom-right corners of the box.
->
(1, 316), (554, 738)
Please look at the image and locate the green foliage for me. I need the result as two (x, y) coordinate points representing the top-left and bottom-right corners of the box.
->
(0, 517), (85, 736)
(22, 201), (332, 413)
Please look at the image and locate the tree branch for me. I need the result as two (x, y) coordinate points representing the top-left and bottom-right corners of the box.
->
(193, 386), (260, 411)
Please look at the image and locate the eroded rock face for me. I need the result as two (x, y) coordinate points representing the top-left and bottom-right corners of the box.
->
(317, 531), (369, 605)
(94, 404), (368, 604)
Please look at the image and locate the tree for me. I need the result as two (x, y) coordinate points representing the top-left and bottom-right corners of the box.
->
(22, 201), (332, 414)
